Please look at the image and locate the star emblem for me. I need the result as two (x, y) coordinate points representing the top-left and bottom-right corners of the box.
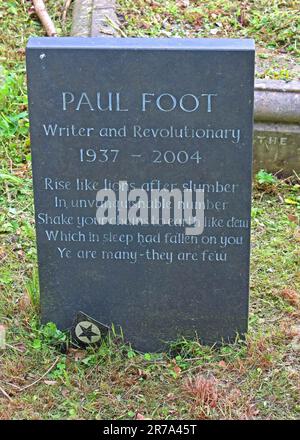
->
(74, 321), (101, 344)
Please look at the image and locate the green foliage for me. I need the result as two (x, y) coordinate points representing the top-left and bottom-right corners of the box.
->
(41, 322), (67, 343)
(31, 322), (67, 351)
(0, 68), (28, 138)
(49, 358), (68, 381)
(255, 169), (277, 185)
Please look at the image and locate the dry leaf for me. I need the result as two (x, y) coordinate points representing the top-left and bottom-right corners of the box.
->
(74, 351), (86, 362)
(68, 348), (86, 361)
(288, 214), (298, 224)
(135, 412), (145, 420)
(174, 364), (181, 375)
(218, 360), (227, 369)
(279, 289), (299, 306)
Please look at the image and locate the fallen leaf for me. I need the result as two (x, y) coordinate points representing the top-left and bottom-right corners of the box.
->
(135, 412), (145, 420)
(218, 360), (227, 369)
(279, 289), (299, 306)
(288, 214), (298, 224)
(74, 351), (86, 362)
(68, 348), (86, 361)
(174, 364), (181, 375)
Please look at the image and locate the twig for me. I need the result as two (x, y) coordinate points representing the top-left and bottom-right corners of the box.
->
(18, 357), (59, 392)
(0, 385), (12, 401)
(105, 15), (127, 37)
(259, 190), (266, 202)
(62, 0), (72, 24)
(97, 28), (115, 36)
(32, 0), (57, 36)
(5, 343), (24, 353)
(0, 380), (22, 391)
(293, 170), (300, 183)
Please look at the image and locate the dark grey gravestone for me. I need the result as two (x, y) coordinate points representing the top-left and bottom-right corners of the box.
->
(26, 37), (254, 352)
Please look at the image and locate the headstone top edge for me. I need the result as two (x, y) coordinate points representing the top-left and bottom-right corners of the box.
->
(26, 36), (255, 51)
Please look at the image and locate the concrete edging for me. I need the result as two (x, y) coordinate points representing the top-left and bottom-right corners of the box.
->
(71, 0), (300, 176)
(72, 0), (119, 37)
(254, 80), (300, 174)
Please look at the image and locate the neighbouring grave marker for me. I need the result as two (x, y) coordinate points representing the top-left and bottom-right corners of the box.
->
(26, 37), (254, 351)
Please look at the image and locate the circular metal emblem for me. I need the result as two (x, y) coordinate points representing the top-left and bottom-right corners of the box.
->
(74, 321), (101, 344)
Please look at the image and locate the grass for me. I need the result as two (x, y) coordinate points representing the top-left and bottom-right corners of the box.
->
(117, 0), (300, 79)
(0, 0), (300, 420)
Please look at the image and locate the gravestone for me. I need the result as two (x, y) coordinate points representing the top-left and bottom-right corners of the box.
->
(26, 37), (254, 352)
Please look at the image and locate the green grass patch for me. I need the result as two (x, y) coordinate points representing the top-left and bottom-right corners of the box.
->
(117, 0), (300, 79)
(117, 0), (299, 54)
